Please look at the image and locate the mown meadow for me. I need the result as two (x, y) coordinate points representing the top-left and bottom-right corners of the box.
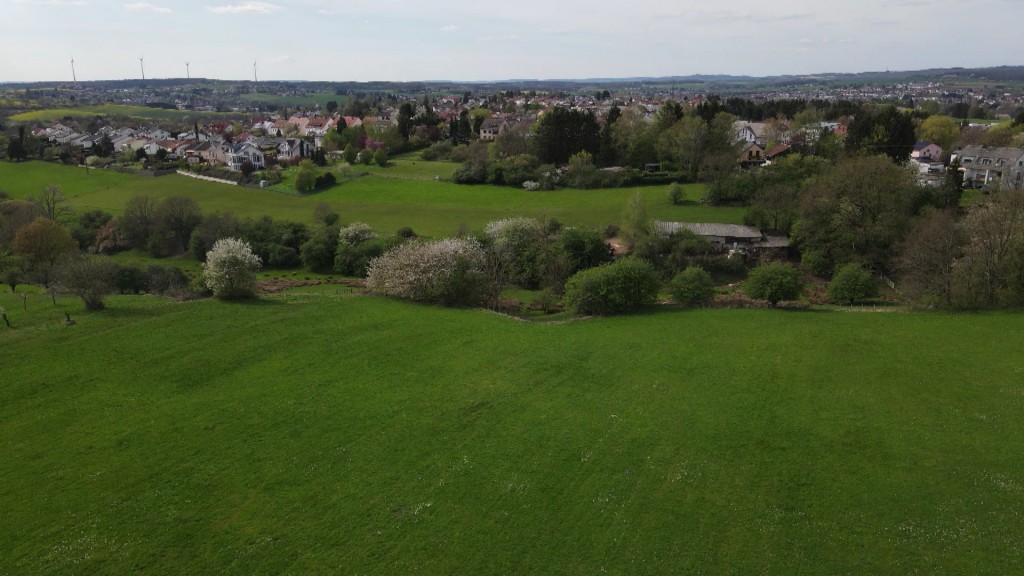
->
(0, 160), (743, 237)
(1, 288), (1023, 574)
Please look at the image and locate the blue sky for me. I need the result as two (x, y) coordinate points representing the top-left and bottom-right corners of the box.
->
(1, 0), (1022, 82)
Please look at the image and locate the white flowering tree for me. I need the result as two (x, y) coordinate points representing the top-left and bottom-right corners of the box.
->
(338, 222), (377, 246)
(203, 237), (262, 299)
(365, 237), (489, 306)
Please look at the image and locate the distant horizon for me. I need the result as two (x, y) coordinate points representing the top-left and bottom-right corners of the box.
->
(3, 64), (1023, 87)
(3, 0), (1023, 84)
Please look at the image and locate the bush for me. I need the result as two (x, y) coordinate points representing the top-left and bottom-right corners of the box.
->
(669, 266), (715, 306)
(667, 183), (685, 205)
(203, 238), (262, 299)
(116, 264), (149, 294)
(555, 227), (613, 276)
(314, 171), (336, 189)
(827, 263), (878, 305)
(366, 237), (489, 306)
(146, 265), (190, 296)
(300, 225), (340, 272)
(295, 166), (318, 193)
(563, 257), (660, 315)
(745, 262), (804, 306)
(335, 236), (402, 277)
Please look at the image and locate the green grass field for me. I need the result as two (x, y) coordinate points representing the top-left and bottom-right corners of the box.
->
(6, 105), (235, 123)
(1, 290), (1023, 574)
(1, 160), (743, 236)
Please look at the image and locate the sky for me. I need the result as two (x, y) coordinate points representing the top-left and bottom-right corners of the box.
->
(1, 0), (1022, 83)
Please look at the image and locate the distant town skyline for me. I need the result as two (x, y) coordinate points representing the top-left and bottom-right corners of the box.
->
(2, 0), (1022, 83)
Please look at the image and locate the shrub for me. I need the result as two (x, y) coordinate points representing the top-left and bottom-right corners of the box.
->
(366, 237), (489, 306)
(669, 266), (715, 306)
(314, 171), (336, 189)
(827, 263), (878, 305)
(555, 227), (613, 276)
(396, 227), (417, 239)
(300, 225), (340, 272)
(294, 165), (318, 192)
(745, 262), (804, 306)
(668, 183), (685, 205)
(563, 257), (660, 315)
(335, 236), (402, 277)
(115, 264), (149, 294)
(203, 237), (262, 299)
(146, 265), (190, 296)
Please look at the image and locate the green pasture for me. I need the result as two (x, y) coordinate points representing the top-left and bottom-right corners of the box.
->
(0, 160), (742, 236)
(6, 104), (234, 123)
(1, 291), (1022, 574)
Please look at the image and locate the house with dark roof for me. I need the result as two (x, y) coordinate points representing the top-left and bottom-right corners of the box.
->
(952, 145), (1024, 190)
(479, 118), (509, 141)
(226, 142), (266, 171)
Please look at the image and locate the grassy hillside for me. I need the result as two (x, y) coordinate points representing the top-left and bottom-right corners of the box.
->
(0, 160), (743, 236)
(1, 290), (1023, 574)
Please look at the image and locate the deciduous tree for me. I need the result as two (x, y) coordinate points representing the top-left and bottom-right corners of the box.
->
(203, 237), (262, 299)
(744, 262), (804, 306)
(12, 218), (76, 287)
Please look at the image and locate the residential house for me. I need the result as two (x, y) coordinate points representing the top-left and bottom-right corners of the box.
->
(303, 117), (333, 137)
(184, 141), (226, 165)
(738, 142), (766, 167)
(278, 138), (313, 161)
(226, 142), (266, 171)
(911, 141), (943, 162)
(479, 117), (509, 141)
(952, 145), (1024, 190)
(733, 121), (787, 147)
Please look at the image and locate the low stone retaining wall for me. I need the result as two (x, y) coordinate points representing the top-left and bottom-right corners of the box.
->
(176, 170), (239, 185)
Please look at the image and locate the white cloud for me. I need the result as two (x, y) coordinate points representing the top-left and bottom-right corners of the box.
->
(440, 25), (459, 33)
(268, 54), (291, 63)
(124, 2), (171, 13)
(206, 1), (282, 14)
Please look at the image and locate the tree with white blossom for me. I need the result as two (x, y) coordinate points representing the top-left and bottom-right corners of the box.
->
(203, 237), (262, 299)
(365, 237), (488, 306)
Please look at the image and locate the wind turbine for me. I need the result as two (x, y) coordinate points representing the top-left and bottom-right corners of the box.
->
(139, 56), (146, 80)
(185, 61), (190, 80)
(253, 59), (258, 92)
(70, 56), (77, 84)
